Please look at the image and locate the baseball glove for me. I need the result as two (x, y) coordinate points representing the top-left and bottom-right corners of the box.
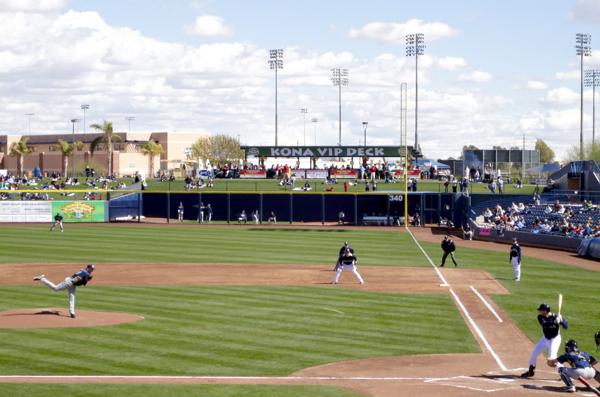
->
(547, 359), (556, 368)
(88, 275), (93, 282)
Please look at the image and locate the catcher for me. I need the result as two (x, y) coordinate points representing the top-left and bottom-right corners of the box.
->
(547, 339), (600, 393)
(33, 264), (95, 319)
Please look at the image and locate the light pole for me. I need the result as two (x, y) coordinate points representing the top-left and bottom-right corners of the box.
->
(71, 119), (81, 178)
(331, 69), (349, 146)
(576, 33), (592, 159)
(300, 109), (307, 146)
(269, 49), (283, 146)
(311, 118), (318, 145)
(81, 104), (89, 134)
(125, 116), (135, 133)
(585, 69), (600, 145)
(362, 122), (368, 147)
(406, 33), (425, 152)
(25, 113), (34, 135)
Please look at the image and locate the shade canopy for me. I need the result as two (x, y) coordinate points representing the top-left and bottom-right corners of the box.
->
(524, 163), (560, 173)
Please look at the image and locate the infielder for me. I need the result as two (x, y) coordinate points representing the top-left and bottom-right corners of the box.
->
(521, 302), (568, 378)
(548, 339), (600, 393)
(334, 241), (354, 271)
(509, 237), (521, 281)
(33, 264), (95, 318)
(49, 212), (64, 233)
(332, 249), (363, 285)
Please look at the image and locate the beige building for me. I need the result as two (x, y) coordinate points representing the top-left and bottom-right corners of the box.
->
(0, 132), (209, 177)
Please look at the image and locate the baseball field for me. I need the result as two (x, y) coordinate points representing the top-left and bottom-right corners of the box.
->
(0, 223), (599, 396)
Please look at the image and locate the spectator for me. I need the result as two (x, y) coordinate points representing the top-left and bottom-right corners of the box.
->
(544, 204), (553, 215)
(582, 224), (593, 238)
(497, 177), (504, 194)
(444, 179), (449, 193)
(451, 177), (457, 193)
(487, 179), (496, 194)
(514, 178), (523, 188)
(483, 208), (493, 223)
(185, 176), (192, 190)
(412, 178), (417, 192)
(365, 181), (369, 192)
(551, 222), (561, 234)
(372, 180), (377, 192)
(344, 182), (348, 192)
(532, 193), (541, 206)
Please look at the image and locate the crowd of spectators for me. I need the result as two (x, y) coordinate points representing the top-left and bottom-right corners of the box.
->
(480, 194), (600, 238)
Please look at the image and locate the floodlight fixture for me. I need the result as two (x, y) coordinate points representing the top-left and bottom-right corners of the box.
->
(268, 49), (284, 146)
(585, 69), (600, 145)
(311, 118), (318, 145)
(81, 104), (89, 134)
(125, 116), (135, 133)
(25, 113), (34, 135)
(71, 119), (81, 178)
(406, 33), (425, 153)
(300, 109), (308, 146)
(576, 33), (592, 158)
(362, 122), (368, 147)
(331, 69), (350, 145)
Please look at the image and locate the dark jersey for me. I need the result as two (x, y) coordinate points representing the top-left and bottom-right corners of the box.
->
(54, 214), (63, 222)
(441, 240), (456, 253)
(557, 351), (597, 369)
(71, 269), (91, 286)
(339, 246), (354, 257)
(510, 244), (521, 261)
(538, 313), (567, 339)
(340, 254), (357, 265)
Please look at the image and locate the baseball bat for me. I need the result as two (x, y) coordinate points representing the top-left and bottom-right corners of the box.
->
(558, 294), (563, 315)
(579, 376), (600, 396)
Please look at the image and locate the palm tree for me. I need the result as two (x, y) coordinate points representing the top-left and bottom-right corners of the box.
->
(89, 120), (122, 176)
(54, 139), (83, 177)
(139, 140), (165, 177)
(9, 138), (33, 175)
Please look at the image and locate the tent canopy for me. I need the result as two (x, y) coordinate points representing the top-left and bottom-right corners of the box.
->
(417, 159), (450, 169)
(524, 163), (560, 173)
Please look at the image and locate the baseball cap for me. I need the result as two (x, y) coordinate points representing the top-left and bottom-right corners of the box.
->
(444, 235), (449, 239)
(344, 241), (349, 245)
(87, 264), (95, 270)
(512, 238), (517, 241)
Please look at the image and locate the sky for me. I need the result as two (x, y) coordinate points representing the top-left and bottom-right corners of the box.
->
(1, 0), (600, 161)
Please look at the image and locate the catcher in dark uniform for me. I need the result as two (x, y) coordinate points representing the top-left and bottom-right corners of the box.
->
(547, 339), (600, 393)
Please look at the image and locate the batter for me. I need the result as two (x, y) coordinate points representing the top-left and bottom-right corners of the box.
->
(521, 302), (568, 377)
(33, 264), (95, 318)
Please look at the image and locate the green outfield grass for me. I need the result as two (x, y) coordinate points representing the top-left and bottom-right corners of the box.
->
(0, 225), (598, 393)
(0, 384), (364, 397)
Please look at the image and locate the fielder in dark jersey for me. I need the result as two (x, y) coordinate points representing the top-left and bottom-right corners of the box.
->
(50, 212), (64, 233)
(333, 242), (354, 271)
(332, 249), (363, 285)
(522, 302), (568, 377)
(509, 237), (522, 281)
(548, 340), (600, 392)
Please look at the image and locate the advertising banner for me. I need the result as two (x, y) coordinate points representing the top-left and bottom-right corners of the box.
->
(479, 228), (490, 236)
(0, 201), (52, 223)
(243, 146), (412, 158)
(305, 169), (329, 179)
(330, 169), (357, 179)
(52, 201), (106, 222)
(395, 170), (421, 176)
(240, 169), (266, 179)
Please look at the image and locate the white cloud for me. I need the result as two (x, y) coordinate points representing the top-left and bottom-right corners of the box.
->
(540, 87), (579, 107)
(182, 15), (235, 37)
(188, 0), (214, 11)
(553, 70), (580, 81)
(568, 0), (600, 24)
(525, 81), (548, 90)
(453, 71), (494, 83)
(347, 19), (460, 45)
(0, 0), (68, 12)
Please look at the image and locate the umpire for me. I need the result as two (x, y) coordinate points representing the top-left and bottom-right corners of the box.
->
(440, 235), (458, 267)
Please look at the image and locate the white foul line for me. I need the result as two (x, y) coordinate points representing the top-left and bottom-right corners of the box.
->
(470, 286), (503, 323)
(405, 227), (450, 287)
(449, 289), (507, 371)
(0, 375), (440, 380)
(405, 227), (506, 372)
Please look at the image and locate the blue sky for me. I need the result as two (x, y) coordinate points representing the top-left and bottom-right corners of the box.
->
(1, 0), (599, 160)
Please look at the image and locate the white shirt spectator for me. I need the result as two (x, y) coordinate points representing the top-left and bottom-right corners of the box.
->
(544, 205), (552, 214)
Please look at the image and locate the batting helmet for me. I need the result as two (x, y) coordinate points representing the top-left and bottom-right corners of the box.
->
(565, 339), (579, 352)
(595, 331), (600, 351)
(537, 303), (550, 312)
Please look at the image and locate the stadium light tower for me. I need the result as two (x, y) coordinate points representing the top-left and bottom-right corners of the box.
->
(269, 49), (283, 146)
(576, 33), (592, 158)
(311, 118), (318, 145)
(81, 104), (89, 134)
(331, 69), (349, 146)
(300, 109), (307, 146)
(406, 33), (425, 152)
(585, 69), (600, 145)
(125, 116), (135, 133)
(25, 113), (34, 135)
(362, 122), (368, 147)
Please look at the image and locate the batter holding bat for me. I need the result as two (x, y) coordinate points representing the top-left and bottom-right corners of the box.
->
(33, 264), (95, 319)
(521, 299), (568, 378)
(547, 339), (600, 393)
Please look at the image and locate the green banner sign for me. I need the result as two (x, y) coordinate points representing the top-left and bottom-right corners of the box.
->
(242, 146), (412, 158)
(52, 201), (106, 222)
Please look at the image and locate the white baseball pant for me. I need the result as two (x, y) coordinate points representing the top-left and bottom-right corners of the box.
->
(40, 277), (76, 316)
(334, 263), (363, 284)
(512, 257), (521, 280)
(529, 335), (562, 366)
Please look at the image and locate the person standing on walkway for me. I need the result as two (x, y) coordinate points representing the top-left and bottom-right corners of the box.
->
(440, 235), (458, 267)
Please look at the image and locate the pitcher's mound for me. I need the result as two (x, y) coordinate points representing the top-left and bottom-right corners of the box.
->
(0, 308), (144, 328)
